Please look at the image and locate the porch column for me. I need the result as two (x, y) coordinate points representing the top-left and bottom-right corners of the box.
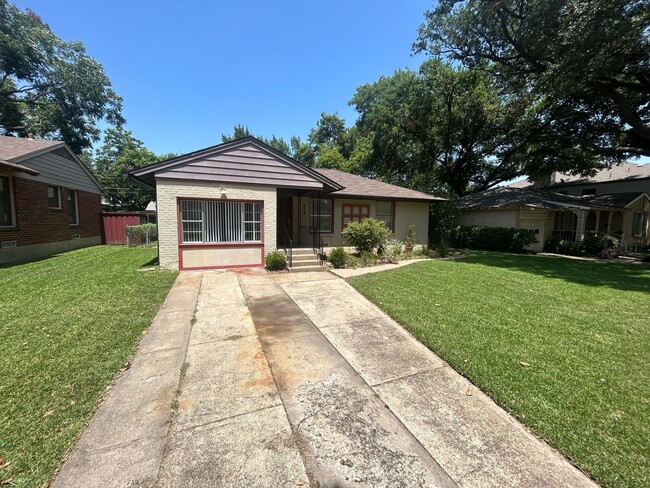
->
(607, 211), (614, 234)
(574, 209), (587, 242)
(594, 211), (601, 235)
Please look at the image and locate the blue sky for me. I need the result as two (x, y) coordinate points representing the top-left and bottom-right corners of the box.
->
(13, 0), (432, 155)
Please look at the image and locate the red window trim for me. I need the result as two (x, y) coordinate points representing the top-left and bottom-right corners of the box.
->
(176, 197), (266, 270)
(341, 204), (370, 229)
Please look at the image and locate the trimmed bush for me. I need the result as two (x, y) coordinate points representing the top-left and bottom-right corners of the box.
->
(125, 223), (157, 247)
(543, 237), (585, 256)
(265, 251), (287, 271)
(545, 235), (620, 257)
(328, 247), (348, 269)
(583, 235), (619, 256)
(341, 218), (390, 253)
(451, 226), (537, 253)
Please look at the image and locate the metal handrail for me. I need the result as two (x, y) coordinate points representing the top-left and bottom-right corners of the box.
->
(283, 226), (293, 268)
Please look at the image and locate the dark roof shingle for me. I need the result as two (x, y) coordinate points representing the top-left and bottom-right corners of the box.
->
(0, 136), (63, 161)
(459, 187), (647, 210)
(316, 168), (444, 202)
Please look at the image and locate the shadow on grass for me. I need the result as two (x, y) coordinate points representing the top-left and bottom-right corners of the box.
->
(139, 255), (159, 268)
(458, 252), (650, 294)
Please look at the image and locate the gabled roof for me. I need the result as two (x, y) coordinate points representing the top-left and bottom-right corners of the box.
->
(0, 135), (102, 191)
(459, 187), (648, 210)
(0, 135), (63, 162)
(130, 137), (343, 192)
(509, 162), (650, 189)
(315, 168), (444, 202)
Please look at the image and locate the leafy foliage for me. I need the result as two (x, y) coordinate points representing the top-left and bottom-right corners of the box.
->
(383, 239), (404, 263)
(544, 234), (620, 257)
(0, 1), (123, 153)
(328, 247), (349, 269)
(341, 218), (390, 253)
(452, 225), (537, 252)
(265, 250), (287, 271)
(125, 223), (157, 247)
(89, 128), (169, 211)
(415, 0), (650, 168)
(350, 59), (530, 196)
(429, 200), (460, 245)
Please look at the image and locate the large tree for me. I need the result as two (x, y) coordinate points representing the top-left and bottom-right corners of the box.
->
(0, 0), (123, 154)
(351, 59), (534, 196)
(415, 0), (650, 169)
(91, 128), (169, 211)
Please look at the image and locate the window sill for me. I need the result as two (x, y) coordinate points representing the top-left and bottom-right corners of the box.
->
(180, 242), (263, 248)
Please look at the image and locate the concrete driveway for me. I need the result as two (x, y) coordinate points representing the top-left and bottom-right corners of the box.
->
(53, 268), (597, 488)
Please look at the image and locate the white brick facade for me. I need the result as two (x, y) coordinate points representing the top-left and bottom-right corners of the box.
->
(156, 179), (277, 270)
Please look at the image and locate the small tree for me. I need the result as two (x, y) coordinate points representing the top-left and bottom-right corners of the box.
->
(341, 218), (390, 253)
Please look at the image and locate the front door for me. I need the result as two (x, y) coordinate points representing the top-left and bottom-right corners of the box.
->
(277, 195), (293, 247)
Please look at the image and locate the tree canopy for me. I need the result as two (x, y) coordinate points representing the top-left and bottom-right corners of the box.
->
(0, 0), (123, 154)
(415, 0), (650, 164)
(89, 128), (171, 211)
(351, 60), (536, 196)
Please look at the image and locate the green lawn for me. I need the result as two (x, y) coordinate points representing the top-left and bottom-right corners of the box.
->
(348, 252), (649, 488)
(0, 246), (178, 487)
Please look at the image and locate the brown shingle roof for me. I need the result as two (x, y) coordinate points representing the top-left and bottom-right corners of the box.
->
(0, 135), (63, 161)
(315, 168), (444, 202)
(508, 162), (650, 189)
(459, 187), (647, 210)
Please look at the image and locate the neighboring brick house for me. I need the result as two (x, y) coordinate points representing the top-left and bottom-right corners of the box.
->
(131, 137), (443, 270)
(0, 136), (103, 264)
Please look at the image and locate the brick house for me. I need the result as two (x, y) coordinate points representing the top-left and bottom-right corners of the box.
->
(0, 136), (103, 264)
(130, 137), (443, 270)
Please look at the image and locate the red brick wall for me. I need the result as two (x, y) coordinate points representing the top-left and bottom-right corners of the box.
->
(0, 176), (101, 247)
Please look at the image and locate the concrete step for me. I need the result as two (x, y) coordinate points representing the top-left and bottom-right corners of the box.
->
(292, 254), (319, 262)
(292, 249), (316, 256)
(291, 259), (322, 268)
(290, 264), (328, 273)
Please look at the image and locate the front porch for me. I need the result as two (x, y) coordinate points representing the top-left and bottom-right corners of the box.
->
(551, 208), (625, 242)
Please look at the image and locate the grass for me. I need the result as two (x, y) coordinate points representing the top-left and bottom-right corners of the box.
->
(0, 246), (178, 487)
(348, 252), (650, 488)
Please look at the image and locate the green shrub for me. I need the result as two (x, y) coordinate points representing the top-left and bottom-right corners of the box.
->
(405, 225), (416, 248)
(639, 253), (650, 263)
(265, 251), (287, 271)
(436, 244), (450, 258)
(583, 235), (619, 256)
(383, 239), (403, 263)
(543, 237), (585, 256)
(125, 223), (158, 246)
(451, 226), (537, 253)
(341, 218), (390, 253)
(328, 247), (348, 269)
(359, 251), (379, 267)
(345, 254), (360, 268)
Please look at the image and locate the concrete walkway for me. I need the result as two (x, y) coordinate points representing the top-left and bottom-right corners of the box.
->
(53, 268), (598, 488)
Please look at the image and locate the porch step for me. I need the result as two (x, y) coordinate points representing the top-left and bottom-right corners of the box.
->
(291, 258), (322, 268)
(290, 264), (328, 273)
(292, 248), (316, 256)
(292, 254), (319, 262)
